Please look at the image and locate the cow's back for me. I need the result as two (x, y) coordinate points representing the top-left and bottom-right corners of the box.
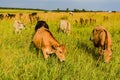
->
(60, 20), (67, 30)
(33, 28), (43, 49)
(33, 27), (59, 49)
(105, 30), (112, 50)
(59, 20), (71, 34)
(93, 26), (106, 47)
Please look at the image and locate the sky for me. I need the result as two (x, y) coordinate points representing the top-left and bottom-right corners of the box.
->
(0, 0), (120, 11)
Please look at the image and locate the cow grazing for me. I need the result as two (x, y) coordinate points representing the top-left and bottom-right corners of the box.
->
(80, 18), (84, 25)
(69, 12), (73, 16)
(58, 20), (71, 35)
(33, 27), (66, 62)
(29, 12), (39, 24)
(29, 20), (49, 54)
(0, 14), (4, 20)
(19, 13), (23, 19)
(103, 16), (109, 21)
(90, 26), (112, 63)
(35, 20), (49, 32)
(6, 13), (16, 19)
(13, 20), (25, 33)
(90, 18), (96, 25)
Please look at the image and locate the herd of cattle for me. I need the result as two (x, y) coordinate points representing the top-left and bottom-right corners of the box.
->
(0, 13), (16, 19)
(0, 12), (112, 63)
(0, 12), (39, 24)
(32, 20), (112, 63)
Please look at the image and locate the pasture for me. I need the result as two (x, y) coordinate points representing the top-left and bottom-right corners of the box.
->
(0, 9), (120, 80)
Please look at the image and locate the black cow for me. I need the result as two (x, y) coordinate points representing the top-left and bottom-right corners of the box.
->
(35, 20), (49, 32)
(6, 13), (16, 19)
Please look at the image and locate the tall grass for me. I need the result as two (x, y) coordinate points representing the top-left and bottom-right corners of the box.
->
(0, 10), (120, 80)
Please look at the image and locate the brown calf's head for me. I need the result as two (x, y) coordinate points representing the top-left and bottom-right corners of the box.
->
(55, 44), (66, 62)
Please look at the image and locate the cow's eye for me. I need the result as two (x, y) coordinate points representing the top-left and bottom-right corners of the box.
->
(59, 51), (62, 54)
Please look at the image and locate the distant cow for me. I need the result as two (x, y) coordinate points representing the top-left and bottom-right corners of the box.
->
(69, 12), (73, 16)
(29, 12), (39, 24)
(6, 13), (16, 19)
(33, 27), (66, 62)
(80, 18), (84, 25)
(103, 16), (109, 21)
(19, 13), (23, 19)
(0, 14), (4, 20)
(13, 20), (25, 33)
(35, 20), (49, 32)
(90, 26), (112, 63)
(58, 20), (71, 35)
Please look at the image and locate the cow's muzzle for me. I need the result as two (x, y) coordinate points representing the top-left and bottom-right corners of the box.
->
(60, 59), (65, 62)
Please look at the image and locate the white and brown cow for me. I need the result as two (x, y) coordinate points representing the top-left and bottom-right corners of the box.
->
(33, 27), (66, 62)
(13, 20), (25, 33)
(58, 20), (71, 35)
(90, 26), (112, 63)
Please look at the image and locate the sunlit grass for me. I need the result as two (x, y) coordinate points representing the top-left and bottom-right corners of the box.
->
(0, 9), (120, 79)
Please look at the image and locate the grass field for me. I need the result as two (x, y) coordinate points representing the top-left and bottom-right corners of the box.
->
(0, 9), (120, 80)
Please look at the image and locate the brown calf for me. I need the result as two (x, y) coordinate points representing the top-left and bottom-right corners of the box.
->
(33, 27), (66, 62)
(90, 26), (112, 63)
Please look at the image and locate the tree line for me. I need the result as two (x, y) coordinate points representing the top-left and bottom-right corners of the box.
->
(0, 7), (117, 13)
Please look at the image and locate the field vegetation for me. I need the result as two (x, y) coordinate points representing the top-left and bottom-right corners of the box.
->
(0, 9), (120, 80)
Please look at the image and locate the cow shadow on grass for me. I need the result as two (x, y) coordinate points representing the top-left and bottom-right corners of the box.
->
(29, 41), (40, 56)
(77, 40), (100, 61)
(29, 33), (37, 53)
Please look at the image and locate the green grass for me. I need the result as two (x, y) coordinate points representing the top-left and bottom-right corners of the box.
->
(0, 10), (120, 80)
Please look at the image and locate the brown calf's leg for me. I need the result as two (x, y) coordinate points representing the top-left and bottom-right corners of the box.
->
(42, 48), (49, 59)
(104, 50), (111, 63)
(97, 47), (103, 64)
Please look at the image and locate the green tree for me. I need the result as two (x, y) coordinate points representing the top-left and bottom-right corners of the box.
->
(81, 9), (86, 12)
(66, 8), (69, 12)
(57, 8), (60, 12)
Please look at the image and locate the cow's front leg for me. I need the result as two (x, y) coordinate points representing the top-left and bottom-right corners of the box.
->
(98, 47), (103, 55)
(97, 47), (103, 63)
(42, 48), (49, 59)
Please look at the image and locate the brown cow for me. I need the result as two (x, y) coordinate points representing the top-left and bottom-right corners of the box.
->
(33, 27), (66, 62)
(29, 20), (49, 53)
(90, 26), (112, 63)
(29, 12), (39, 24)
(0, 14), (4, 20)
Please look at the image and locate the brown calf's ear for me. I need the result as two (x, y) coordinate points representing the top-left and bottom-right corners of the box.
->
(59, 44), (66, 52)
(59, 44), (65, 48)
(52, 45), (58, 50)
